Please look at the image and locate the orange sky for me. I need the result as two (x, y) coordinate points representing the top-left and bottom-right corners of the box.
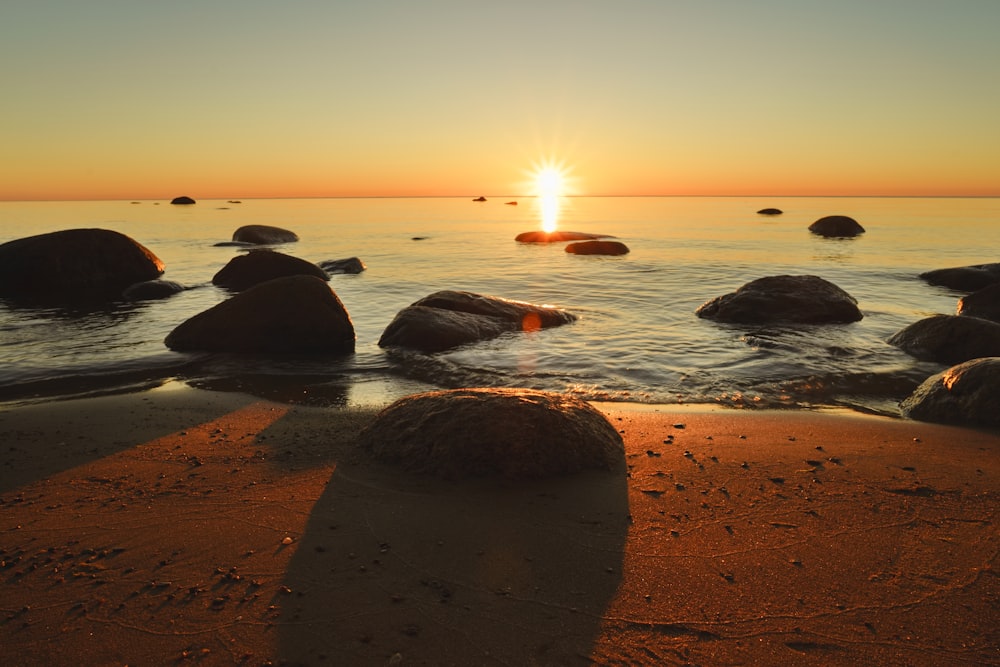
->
(3, 2), (999, 201)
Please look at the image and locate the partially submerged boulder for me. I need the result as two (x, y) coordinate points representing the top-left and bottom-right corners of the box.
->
(0, 228), (164, 302)
(319, 257), (366, 274)
(212, 250), (328, 291)
(357, 388), (625, 479)
(900, 357), (1000, 426)
(123, 279), (185, 301)
(231, 224), (299, 245)
(165, 275), (355, 353)
(757, 208), (783, 215)
(958, 283), (1000, 322)
(920, 263), (1000, 292)
(515, 230), (611, 243)
(695, 275), (863, 324)
(378, 290), (577, 352)
(171, 196), (196, 205)
(887, 314), (1000, 364)
(808, 215), (865, 238)
(565, 240), (630, 256)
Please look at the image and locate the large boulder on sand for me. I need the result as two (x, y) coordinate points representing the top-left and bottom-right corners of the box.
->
(0, 228), (164, 303)
(165, 275), (354, 353)
(920, 263), (1000, 292)
(958, 283), (1000, 322)
(515, 230), (611, 243)
(378, 290), (577, 352)
(695, 275), (863, 324)
(808, 215), (865, 238)
(357, 388), (625, 479)
(565, 240), (630, 256)
(232, 224), (299, 245)
(212, 249), (328, 291)
(900, 357), (1000, 426)
(887, 314), (1000, 364)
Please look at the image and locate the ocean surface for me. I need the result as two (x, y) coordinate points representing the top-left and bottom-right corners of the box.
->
(2, 196), (999, 415)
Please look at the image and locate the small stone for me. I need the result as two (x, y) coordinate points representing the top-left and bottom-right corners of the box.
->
(281, 537), (293, 545)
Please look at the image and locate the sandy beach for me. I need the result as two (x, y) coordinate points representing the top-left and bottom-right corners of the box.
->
(1, 385), (996, 666)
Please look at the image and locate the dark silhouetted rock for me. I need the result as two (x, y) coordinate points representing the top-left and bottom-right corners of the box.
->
(0, 228), (164, 303)
(515, 230), (612, 243)
(231, 224), (299, 245)
(165, 275), (354, 353)
(319, 257), (366, 274)
(505, 201), (518, 205)
(808, 215), (865, 238)
(378, 290), (577, 352)
(565, 240), (630, 256)
(473, 196), (487, 202)
(757, 208), (783, 215)
(887, 314), (1000, 364)
(695, 275), (863, 324)
(213, 241), (258, 248)
(123, 279), (185, 301)
(900, 357), (1000, 426)
(212, 250), (328, 292)
(171, 196), (196, 205)
(920, 263), (1000, 292)
(357, 388), (624, 479)
(958, 283), (1000, 322)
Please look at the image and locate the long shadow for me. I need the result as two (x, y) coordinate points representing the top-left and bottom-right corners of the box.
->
(275, 459), (629, 665)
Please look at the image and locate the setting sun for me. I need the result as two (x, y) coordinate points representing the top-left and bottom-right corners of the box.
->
(527, 161), (575, 233)
(535, 166), (567, 199)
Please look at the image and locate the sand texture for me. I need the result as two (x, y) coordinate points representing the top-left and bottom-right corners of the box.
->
(0, 388), (997, 666)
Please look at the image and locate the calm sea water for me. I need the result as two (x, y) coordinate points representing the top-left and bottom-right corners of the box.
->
(2, 196), (999, 415)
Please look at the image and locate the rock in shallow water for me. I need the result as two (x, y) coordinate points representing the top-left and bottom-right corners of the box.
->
(887, 314), (1000, 364)
(212, 249), (328, 291)
(357, 388), (625, 479)
(808, 215), (865, 238)
(231, 224), (299, 245)
(901, 357), (1000, 426)
(696, 275), (863, 324)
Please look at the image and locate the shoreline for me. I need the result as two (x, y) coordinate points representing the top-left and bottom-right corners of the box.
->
(1, 384), (996, 665)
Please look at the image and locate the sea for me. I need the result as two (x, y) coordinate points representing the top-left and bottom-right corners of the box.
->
(2, 196), (998, 416)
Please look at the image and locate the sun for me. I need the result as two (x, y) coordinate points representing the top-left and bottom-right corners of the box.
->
(535, 166), (567, 199)
(525, 160), (576, 233)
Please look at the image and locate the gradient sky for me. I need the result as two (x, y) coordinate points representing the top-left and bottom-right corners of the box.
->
(3, 0), (999, 200)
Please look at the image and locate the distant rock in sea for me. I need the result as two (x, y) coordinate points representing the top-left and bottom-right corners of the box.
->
(231, 224), (299, 245)
(565, 240), (630, 256)
(171, 196), (196, 205)
(473, 196), (487, 202)
(505, 201), (518, 206)
(808, 215), (865, 238)
(515, 230), (611, 243)
(757, 208), (782, 215)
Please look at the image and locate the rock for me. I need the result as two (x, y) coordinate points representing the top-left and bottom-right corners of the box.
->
(171, 196), (196, 205)
(515, 230), (612, 243)
(212, 250), (329, 291)
(378, 290), (577, 352)
(505, 201), (518, 206)
(958, 283), (1000, 322)
(808, 215), (865, 238)
(356, 388), (624, 479)
(123, 279), (186, 301)
(231, 224), (299, 245)
(0, 228), (164, 303)
(165, 275), (355, 353)
(695, 275), (863, 324)
(319, 257), (366, 274)
(887, 314), (1000, 364)
(920, 263), (1000, 292)
(565, 240), (630, 256)
(900, 357), (1000, 426)
(473, 196), (487, 202)
(757, 208), (783, 215)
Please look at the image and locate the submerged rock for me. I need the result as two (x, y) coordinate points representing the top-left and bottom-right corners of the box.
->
(123, 279), (186, 301)
(212, 249), (328, 291)
(901, 357), (1000, 426)
(696, 275), (863, 324)
(920, 263), (1000, 292)
(357, 388), (624, 479)
(165, 275), (355, 353)
(757, 208), (783, 215)
(808, 215), (865, 238)
(231, 224), (299, 245)
(171, 196), (196, 205)
(0, 228), (164, 303)
(565, 240), (630, 256)
(887, 314), (1000, 364)
(515, 230), (611, 243)
(378, 290), (576, 352)
(319, 257), (366, 274)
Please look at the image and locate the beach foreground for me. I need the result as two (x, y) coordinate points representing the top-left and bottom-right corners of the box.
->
(1, 387), (996, 666)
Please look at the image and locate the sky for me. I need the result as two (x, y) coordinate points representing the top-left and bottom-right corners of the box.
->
(3, 0), (999, 201)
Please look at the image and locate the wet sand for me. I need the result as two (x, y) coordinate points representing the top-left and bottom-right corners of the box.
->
(0, 386), (996, 666)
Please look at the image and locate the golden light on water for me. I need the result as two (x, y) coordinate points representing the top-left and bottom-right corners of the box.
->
(528, 161), (575, 233)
